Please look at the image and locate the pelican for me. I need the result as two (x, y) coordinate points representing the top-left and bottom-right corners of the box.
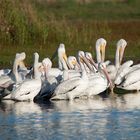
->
(10, 53), (42, 101)
(46, 43), (69, 79)
(0, 52), (26, 92)
(52, 43), (68, 70)
(107, 39), (127, 81)
(81, 63), (114, 98)
(37, 56), (80, 100)
(84, 52), (113, 97)
(51, 51), (91, 100)
(35, 58), (59, 100)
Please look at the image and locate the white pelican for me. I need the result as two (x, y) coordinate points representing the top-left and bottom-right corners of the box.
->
(0, 52), (26, 90)
(47, 43), (69, 79)
(81, 63), (114, 98)
(35, 58), (59, 100)
(51, 43), (68, 70)
(51, 51), (91, 100)
(10, 53), (42, 101)
(107, 39), (127, 81)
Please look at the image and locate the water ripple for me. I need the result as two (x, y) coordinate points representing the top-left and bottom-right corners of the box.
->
(0, 93), (140, 140)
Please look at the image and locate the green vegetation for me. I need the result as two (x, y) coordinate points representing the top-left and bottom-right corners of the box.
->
(0, 0), (140, 67)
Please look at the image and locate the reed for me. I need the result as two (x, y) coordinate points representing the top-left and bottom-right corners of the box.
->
(0, 0), (140, 68)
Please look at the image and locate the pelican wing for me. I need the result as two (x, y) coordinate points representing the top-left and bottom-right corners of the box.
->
(11, 79), (41, 101)
(53, 77), (81, 96)
(115, 60), (133, 85)
(48, 68), (62, 77)
(0, 75), (12, 85)
(123, 69), (140, 87)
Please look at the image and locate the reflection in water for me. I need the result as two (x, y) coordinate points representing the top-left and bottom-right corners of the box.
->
(0, 92), (140, 139)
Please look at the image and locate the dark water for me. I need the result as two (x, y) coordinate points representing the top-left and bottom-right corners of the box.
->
(0, 93), (140, 140)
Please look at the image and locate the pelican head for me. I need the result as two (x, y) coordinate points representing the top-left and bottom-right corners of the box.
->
(58, 43), (67, 62)
(42, 58), (52, 69)
(85, 52), (98, 71)
(15, 52), (26, 63)
(78, 51), (93, 71)
(78, 51), (85, 58)
(96, 38), (107, 63)
(67, 56), (80, 69)
(99, 63), (114, 90)
(42, 58), (52, 78)
(116, 39), (127, 65)
(85, 52), (92, 59)
(34, 52), (39, 61)
(78, 51), (85, 63)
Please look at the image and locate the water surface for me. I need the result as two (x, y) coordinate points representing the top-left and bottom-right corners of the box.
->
(0, 93), (140, 140)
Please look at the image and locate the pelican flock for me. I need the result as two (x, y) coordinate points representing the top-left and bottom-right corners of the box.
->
(0, 38), (139, 102)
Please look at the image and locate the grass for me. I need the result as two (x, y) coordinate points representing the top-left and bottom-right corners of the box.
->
(0, 0), (140, 68)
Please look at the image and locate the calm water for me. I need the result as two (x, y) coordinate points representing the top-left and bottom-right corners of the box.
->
(0, 93), (140, 140)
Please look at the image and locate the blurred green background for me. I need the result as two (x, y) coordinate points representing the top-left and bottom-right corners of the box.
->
(0, 0), (140, 67)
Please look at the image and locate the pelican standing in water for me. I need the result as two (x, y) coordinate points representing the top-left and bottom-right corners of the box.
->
(10, 53), (42, 101)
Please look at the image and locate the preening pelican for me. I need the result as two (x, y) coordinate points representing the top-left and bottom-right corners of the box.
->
(10, 53), (42, 101)
(107, 39), (127, 81)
